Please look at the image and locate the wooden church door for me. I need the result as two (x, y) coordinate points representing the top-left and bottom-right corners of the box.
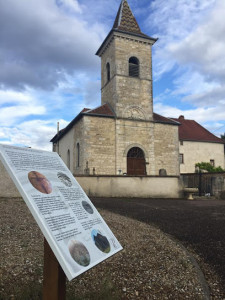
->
(127, 147), (146, 175)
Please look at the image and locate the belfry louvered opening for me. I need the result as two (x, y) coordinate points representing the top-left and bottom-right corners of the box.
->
(129, 57), (139, 77)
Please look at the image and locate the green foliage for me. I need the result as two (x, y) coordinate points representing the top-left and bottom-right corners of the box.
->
(195, 162), (225, 173)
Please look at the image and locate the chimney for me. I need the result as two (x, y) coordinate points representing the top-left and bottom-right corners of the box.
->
(179, 115), (184, 120)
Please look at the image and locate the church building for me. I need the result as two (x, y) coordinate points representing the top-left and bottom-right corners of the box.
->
(51, 0), (180, 177)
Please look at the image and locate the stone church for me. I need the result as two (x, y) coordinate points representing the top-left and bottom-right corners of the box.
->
(51, 0), (180, 177)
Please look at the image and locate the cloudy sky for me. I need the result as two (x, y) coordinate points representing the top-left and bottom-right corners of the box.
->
(0, 0), (225, 150)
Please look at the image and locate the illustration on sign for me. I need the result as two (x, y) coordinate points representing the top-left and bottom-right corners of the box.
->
(0, 144), (123, 281)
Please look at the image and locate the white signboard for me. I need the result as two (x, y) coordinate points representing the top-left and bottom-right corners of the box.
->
(0, 144), (122, 281)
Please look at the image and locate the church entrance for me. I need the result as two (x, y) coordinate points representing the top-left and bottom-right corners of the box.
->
(127, 147), (146, 175)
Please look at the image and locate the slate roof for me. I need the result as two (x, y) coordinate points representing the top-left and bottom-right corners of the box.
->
(113, 0), (141, 34)
(171, 116), (224, 144)
(112, 0), (154, 40)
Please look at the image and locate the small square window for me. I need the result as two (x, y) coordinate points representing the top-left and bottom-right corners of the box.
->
(210, 159), (215, 167)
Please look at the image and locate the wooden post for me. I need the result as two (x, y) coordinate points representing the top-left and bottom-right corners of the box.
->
(43, 238), (66, 300)
(198, 171), (202, 197)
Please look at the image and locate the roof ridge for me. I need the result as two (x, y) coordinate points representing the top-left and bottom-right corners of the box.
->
(172, 117), (224, 143)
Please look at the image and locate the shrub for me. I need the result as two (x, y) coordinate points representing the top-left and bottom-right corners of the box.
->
(195, 162), (225, 173)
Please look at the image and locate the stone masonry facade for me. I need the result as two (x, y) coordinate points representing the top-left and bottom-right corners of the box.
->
(101, 33), (154, 121)
(52, 0), (180, 178)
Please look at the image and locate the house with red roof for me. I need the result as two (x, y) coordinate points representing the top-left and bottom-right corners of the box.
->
(51, 0), (180, 180)
(171, 116), (225, 173)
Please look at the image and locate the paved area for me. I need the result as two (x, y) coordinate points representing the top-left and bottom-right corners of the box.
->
(92, 197), (225, 289)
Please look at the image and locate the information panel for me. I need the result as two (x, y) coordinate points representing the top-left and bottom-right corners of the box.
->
(0, 144), (122, 281)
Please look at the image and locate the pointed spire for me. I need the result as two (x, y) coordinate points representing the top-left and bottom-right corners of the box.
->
(113, 0), (141, 35)
(96, 0), (158, 56)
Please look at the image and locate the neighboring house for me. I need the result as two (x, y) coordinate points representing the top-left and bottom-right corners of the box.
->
(51, 0), (180, 177)
(171, 115), (225, 173)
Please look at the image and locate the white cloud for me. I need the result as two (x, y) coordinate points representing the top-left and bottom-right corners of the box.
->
(0, 90), (32, 105)
(0, 0), (224, 150)
(149, 0), (225, 134)
(57, 0), (82, 14)
(155, 102), (225, 135)
(169, 1), (225, 82)
(0, 105), (46, 127)
(0, 0), (102, 90)
(1, 119), (69, 151)
(148, 0), (216, 79)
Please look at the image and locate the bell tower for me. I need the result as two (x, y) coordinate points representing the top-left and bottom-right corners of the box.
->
(96, 0), (157, 121)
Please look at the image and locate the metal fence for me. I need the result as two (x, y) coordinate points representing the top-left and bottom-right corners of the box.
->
(181, 172), (225, 197)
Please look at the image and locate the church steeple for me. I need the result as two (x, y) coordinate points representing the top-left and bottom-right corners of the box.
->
(113, 0), (141, 35)
(96, 0), (157, 121)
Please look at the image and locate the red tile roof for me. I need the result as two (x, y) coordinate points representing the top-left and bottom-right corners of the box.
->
(83, 104), (115, 117)
(171, 116), (224, 144)
(81, 108), (90, 113)
(153, 113), (179, 125)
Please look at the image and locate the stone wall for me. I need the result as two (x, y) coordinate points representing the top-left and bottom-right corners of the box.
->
(57, 115), (180, 177)
(58, 125), (75, 172)
(0, 160), (20, 198)
(154, 123), (180, 176)
(76, 175), (182, 198)
(83, 116), (116, 175)
(58, 118), (85, 175)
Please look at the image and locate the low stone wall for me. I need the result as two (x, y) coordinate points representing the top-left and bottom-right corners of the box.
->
(0, 160), (181, 199)
(75, 175), (182, 198)
(0, 160), (20, 198)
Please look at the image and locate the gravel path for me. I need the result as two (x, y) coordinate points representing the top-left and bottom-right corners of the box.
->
(92, 197), (225, 299)
(0, 198), (210, 299)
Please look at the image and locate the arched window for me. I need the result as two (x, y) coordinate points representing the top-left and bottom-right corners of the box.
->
(106, 62), (110, 82)
(67, 149), (70, 169)
(76, 143), (80, 167)
(129, 57), (139, 77)
(127, 147), (146, 175)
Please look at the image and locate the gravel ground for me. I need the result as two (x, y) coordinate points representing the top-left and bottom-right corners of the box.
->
(0, 197), (210, 299)
(92, 197), (225, 300)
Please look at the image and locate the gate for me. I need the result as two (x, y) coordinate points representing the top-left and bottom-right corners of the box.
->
(182, 172), (225, 196)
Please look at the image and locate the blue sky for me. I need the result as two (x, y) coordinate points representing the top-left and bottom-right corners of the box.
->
(0, 0), (225, 150)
